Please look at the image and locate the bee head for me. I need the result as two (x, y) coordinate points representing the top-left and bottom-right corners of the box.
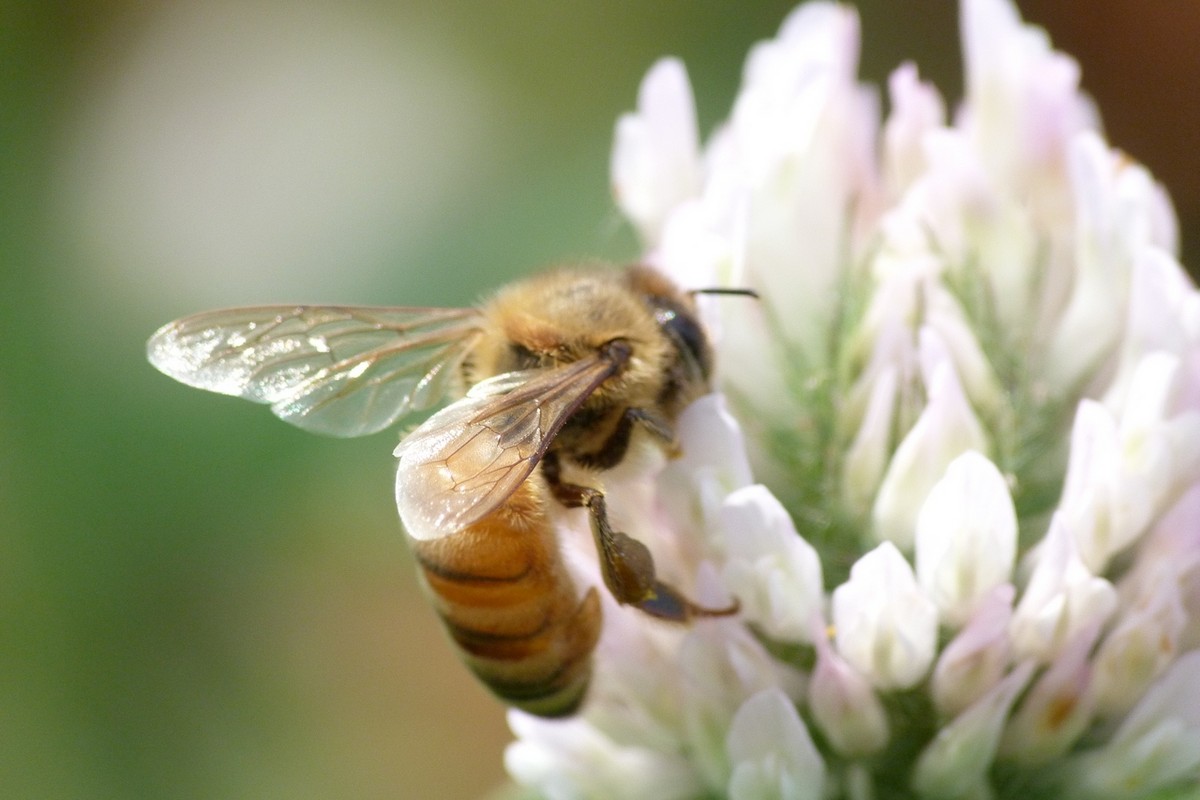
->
(623, 265), (712, 386)
(473, 264), (714, 414)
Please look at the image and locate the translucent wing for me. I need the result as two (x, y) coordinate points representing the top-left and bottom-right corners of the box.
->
(147, 305), (483, 437)
(394, 355), (620, 540)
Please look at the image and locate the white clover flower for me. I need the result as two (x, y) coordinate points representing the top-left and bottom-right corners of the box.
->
(719, 484), (824, 643)
(808, 620), (889, 757)
(727, 688), (826, 800)
(915, 450), (1018, 628)
(505, 0), (1200, 797)
(832, 541), (939, 690)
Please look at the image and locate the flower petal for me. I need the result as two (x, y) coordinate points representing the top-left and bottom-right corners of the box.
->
(960, 0), (1096, 199)
(832, 541), (938, 689)
(679, 621), (799, 792)
(722, 2), (878, 363)
(1092, 571), (1187, 719)
(659, 393), (757, 553)
(611, 58), (701, 245)
(1009, 514), (1117, 661)
(872, 330), (989, 549)
(808, 623), (889, 756)
(912, 661), (1034, 798)
(915, 450), (1017, 627)
(931, 583), (1016, 717)
(720, 485), (824, 642)
(506, 713), (704, 800)
(1000, 625), (1100, 764)
(1068, 650), (1200, 798)
(882, 61), (946, 197)
(726, 688), (825, 800)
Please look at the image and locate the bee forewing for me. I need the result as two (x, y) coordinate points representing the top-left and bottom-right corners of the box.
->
(394, 357), (619, 541)
(147, 305), (482, 437)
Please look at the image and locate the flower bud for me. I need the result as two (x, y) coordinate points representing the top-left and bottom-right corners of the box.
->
(916, 451), (1017, 627)
(807, 623), (889, 756)
(913, 661), (1034, 798)
(660, 393), (755, 548)
(832, 541), (938, 689)
(1092, 567), (1187, 718)
(680, 621), (797, 791)
(931, 584), (1015, 717)
(842, 364), (898, 513)
(720, 485), (824, 643)
(1000, 626), (1099, 764)
(726, 688), (825, 800)
(1009, 514), (1116, 661)
(873, 332), (988, 549)
(1067, 650), (1200, 799)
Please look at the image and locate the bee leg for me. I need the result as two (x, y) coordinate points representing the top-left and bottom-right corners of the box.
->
(629, 407), (685, 460)
(624, 407), (678, 450)
(576, 407), (679, 471)
(544, 455), (738, 623)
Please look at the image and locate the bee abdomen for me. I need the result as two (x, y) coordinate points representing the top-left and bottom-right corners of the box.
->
(458, 587), (600, 717)
(409, 490), (603, 717)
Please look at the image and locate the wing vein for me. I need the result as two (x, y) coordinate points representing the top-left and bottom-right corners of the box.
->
(395, 353), (624, 538)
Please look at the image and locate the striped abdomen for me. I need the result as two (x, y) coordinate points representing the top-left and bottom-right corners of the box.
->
(407, 479), (602, 717)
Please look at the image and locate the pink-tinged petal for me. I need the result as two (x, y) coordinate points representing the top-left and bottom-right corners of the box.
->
(1107, 249), (1200, 414)
(1116, 354), (1200, 527)
(1109, 646), (1200, 740)
(1045, 134), (1173, 391)
(1009, 514), (1117, 661)
(882, 61), (946, 197)
(1093, 570), (1187, 719)
(1058, 399), (1124, 572)
(1061, 360), (1200, 574)
(808, 623), (889, 756)
(1000, 626), (1100, 764)
(960, 0), (1097, 204)
(931, 584), (1016, 717)
(720, 3), (880, 363)
(1121, 487), (1200, 653)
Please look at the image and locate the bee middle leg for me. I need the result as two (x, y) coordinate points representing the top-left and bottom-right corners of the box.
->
(543, 453), (738, 623)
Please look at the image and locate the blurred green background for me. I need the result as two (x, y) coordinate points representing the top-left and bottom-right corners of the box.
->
(3, 2), (1197, 798)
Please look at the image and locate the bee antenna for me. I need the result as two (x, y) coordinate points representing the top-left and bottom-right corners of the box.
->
(688, 287), (759, 300)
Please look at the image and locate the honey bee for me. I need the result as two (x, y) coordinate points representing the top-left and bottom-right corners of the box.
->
(147, 264), (742, 717)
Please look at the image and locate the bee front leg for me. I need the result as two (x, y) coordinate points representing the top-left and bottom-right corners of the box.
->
(543, 454), (738, 623)
(576, 407), (680, 470)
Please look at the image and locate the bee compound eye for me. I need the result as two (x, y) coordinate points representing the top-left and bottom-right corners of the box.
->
(653, 301), (709, 379)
